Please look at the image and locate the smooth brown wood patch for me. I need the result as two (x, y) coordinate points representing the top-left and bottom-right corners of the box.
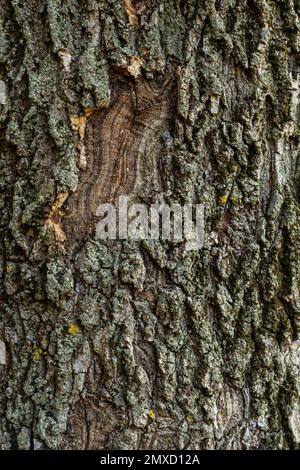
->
(64, 72), (176, 245)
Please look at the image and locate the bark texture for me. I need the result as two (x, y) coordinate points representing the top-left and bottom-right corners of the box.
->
(0, 0), (300, 450)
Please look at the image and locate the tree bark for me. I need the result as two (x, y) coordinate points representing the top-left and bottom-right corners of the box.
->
(0, 0), (300, 450)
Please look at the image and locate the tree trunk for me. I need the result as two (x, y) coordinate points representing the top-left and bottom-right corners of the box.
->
(0, 0), (300, 450)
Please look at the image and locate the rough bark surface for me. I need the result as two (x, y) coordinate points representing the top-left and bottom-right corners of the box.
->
(0, 0), (300, 450)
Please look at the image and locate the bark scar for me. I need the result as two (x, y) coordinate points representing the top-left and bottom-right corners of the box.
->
(46, 191), (69, 243)
(71, 101), (110, 170)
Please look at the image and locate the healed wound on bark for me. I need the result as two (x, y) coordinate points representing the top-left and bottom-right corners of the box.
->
(64, 71), (177, 244)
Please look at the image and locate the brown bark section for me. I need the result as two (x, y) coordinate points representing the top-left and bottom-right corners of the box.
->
(0, 0), (300, 451)
(64, 71), (177, 245)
